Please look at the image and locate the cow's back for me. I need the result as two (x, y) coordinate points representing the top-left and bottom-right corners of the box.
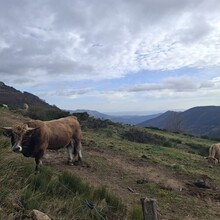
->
(44, 116), (82, 149)
(26, 116), (82, 150)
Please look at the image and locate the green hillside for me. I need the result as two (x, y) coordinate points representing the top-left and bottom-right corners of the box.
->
(0, 109), (220, 219)
(0, 81), (69, 121)
(139, 106), (220, 139)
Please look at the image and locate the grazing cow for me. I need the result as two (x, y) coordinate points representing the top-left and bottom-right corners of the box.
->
(2, 116), (82, 172)
(206, 143), (220, 168)
(2, 104), (8, 109)
(23, 103), (29, 111)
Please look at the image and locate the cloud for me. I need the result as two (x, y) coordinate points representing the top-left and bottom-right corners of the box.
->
(122, 76), (216, 93)
(0, 0), (220, 87)
(0, 0), (220, 113)
(55, 88), (92, 98)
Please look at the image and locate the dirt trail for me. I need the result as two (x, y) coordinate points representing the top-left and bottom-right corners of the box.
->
(86, 147), (185, 191)
(43, 145), (220, 218)
(44, 146), (190, 201)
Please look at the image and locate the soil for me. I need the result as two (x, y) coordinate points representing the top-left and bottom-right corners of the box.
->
(42, 145), (220, 219)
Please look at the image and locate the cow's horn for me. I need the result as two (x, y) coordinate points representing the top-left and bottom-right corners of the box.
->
(27, 127), (37, 131)
(1, 127), (12, 130)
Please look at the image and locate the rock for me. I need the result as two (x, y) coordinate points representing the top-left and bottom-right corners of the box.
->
(194, 179), (211, 189)
(31, 209), (51, 220)
(136, 179), (148, 184)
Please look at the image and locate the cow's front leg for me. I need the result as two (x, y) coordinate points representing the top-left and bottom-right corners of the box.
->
(35, 158), (43, 174)
(67, 141), (74, 165)
(34, 150), (44, 174)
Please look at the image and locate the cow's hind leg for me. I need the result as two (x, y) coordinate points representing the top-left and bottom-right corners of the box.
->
(73, 139), (82, 165)
(66, 140), (74, 165)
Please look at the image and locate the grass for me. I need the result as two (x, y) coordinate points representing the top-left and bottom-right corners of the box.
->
(1, 108), (220, 219)
(83, 127), (220, 219)
(0, 145), (126, 219)
(127, 204), (143, 220)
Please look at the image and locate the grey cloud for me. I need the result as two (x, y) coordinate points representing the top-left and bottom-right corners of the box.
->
(127, 84), (163, 92)
(55, 88), (92, 97)
(0, 0), (220, 88)
(178, 16), (213, 44)
(125, 76), (214, 93)
(199, 81), (215, 88)
(164, 77), (197, 92)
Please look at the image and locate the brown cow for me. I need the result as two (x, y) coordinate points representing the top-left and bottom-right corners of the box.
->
(2, 116), (82, 172)
(206, 143), (220, 168)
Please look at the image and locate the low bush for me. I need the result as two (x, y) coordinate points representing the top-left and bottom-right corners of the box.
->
(186, 142), (209, 156)
(121, 127), (164, 144)
(162, 140), (173, 147)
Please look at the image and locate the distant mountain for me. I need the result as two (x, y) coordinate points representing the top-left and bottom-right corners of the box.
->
(0, 82), (68, 120)
(138, 106), (220, 138)
(70, 109), (161, 125)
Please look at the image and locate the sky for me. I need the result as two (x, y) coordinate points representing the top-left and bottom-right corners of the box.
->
(1, 0), (220, 115)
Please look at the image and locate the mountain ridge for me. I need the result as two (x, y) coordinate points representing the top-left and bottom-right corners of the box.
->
(70, 109), (161, 125)
(138, 106), (220, 138)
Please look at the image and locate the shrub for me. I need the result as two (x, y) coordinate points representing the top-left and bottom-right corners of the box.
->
(186, 142), (209, 156)
(72, 112), (121, 130)
(121, 127), (164, 144)
(28, 106), (69, 121)
(163, 140), (173, 147)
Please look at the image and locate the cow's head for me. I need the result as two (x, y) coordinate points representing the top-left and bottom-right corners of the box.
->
(2, 125), (37, 153)
(205, 156), (218, 168)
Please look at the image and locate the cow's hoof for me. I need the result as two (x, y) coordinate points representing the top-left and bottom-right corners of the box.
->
(67, 161), (74, 166)
(73, 160), (81, 166)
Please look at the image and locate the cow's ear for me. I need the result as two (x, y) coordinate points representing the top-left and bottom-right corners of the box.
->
(1, 127), (13, 137)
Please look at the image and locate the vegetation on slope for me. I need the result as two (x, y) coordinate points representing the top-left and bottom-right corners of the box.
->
(0, 109), (220, 219)
(0, 81), (70, 121)
(0, 138), (126, 219)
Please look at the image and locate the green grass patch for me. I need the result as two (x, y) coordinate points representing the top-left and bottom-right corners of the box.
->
(0, 143), (126, 219)
(127, 204), (143, 220)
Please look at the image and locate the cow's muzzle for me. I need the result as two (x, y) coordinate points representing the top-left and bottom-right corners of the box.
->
(12, 145), (22, 152)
